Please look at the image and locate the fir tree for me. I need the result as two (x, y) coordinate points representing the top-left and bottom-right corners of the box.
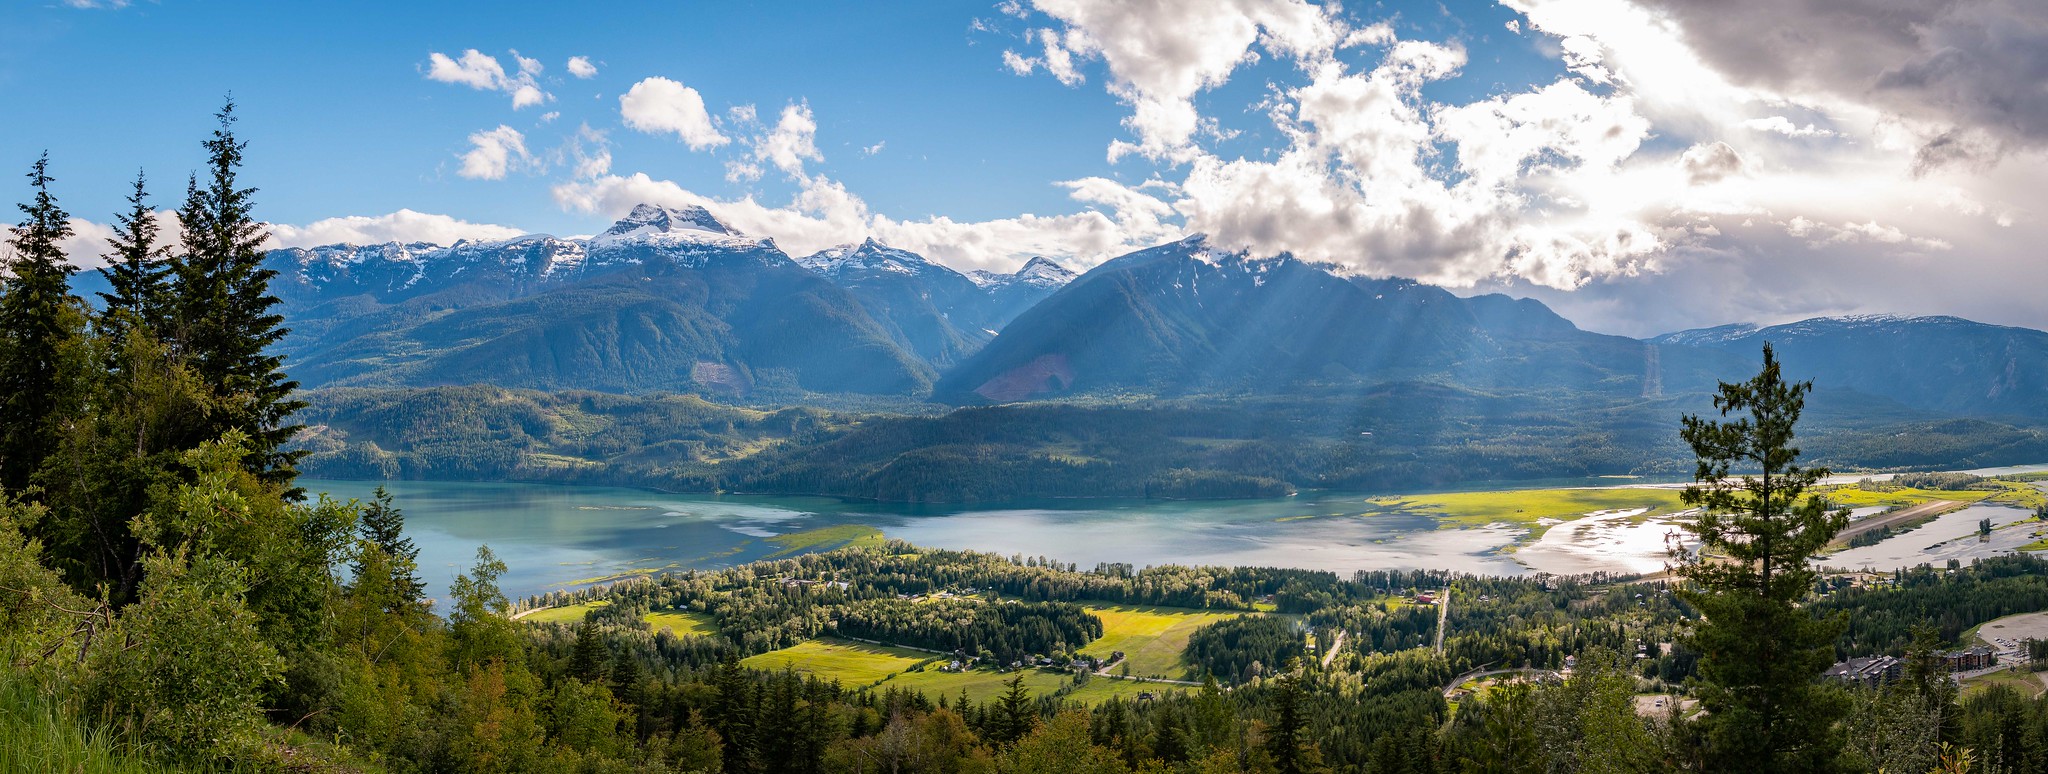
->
(1675, 343), (1850, 772)
(171, 99), (304, 489)
(353, 486), (424, 605)
(96, 169), (173, 343)
(992, 673), (1037, 746)
(1263, 667), (1326, 774)
(0, 152), (83, 492)
(569, 621), (608, 683)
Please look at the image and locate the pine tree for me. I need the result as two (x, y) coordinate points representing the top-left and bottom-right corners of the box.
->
(993, 673), (1037, 746)
(0, 152), (83, 492)
(171, 99), (304, 489)
(96, 169), (173, 343)
(1262, 668), (1326, 774)
(1675, 344), (1850, 772)
(570, 621), (608, 683)
(353, 486), (423, 605)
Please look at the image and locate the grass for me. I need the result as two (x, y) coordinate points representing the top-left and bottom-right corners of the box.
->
(519, 600), (608, 624)
(740, 638), (937, 686)
(0, 671), (189, 774)
(764, 525), (888, 559)
(1819, 485), (1996, 509)
(1962, 667), (2046, 700)
(643, 609), (719, 637)
(886, 666), (1185, 705)
(1365, 487), (1689, 539)
(1078, 603), (1244, 680)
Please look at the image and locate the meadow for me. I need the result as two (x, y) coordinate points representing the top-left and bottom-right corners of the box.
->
(1077, 603), (1246, 679)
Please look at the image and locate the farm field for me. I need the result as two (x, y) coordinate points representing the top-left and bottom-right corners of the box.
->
(1079, 603), (1245, 680)
(740, 639), (936, 686)
(644, 610), (719, 637)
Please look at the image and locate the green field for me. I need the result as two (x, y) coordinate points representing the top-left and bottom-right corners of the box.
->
(644, 610), (719, 637)
(1367, 487), (1688, 538)
(740, 639), (937, 686)
(519, 600), (608, 624)
(764, 525), (889, 558)
(1078, 603), (1244, 680)
(885, 666), (1187, 705)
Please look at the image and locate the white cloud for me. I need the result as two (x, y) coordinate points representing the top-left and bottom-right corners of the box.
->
(268, 210), (526, 248)
(458, 125), (531, 180)
(424, 49), (553, 109)
(619, 76), (730, 150)
(1742, 116), (1835, 137)
(552, 171), (1178, 272)
(566, 56), (598, 79)
(1017, 0), (1349, 162)
(862, 141), (886, 156)
(757, 103), (822, 177)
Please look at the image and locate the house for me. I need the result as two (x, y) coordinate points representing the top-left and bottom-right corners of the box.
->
(1414, 593), (1436, 605)
(1824, 655), (1903, 689)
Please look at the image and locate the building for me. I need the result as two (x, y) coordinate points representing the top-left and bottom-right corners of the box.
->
(1824, 655), (1903, 689)
(1942, 646), (1996, 672)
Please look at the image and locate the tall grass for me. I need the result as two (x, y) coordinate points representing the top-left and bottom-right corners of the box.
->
(0, 665), (194, 774)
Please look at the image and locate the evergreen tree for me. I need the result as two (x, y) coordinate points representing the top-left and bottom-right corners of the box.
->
(992, 673), (1037, 746)
(170, 99), (304, 489)
(352, 486), (423, 605)
(96, 169), (173, 343)
(0, 152), (83, 492)
(1262, 668), (1326, 774)
(1674, 344), (1850, 772)
(570, 621), (608, 683)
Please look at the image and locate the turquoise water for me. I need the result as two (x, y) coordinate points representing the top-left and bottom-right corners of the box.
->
(305, 462), (2048, 601)
(302, 479), (1536, 600)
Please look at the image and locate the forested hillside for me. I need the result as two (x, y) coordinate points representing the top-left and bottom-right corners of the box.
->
(296, 382), (2048, 501)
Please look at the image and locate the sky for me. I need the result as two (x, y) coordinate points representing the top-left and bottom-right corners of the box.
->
(4, 0), (2045, 337)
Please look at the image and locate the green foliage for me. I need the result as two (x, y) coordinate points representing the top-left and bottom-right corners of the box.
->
(1184, 615), (1305, 684)
(1676, 344), (1849, 772)
(0, 152), (85, 492)
(95, 170), (175, 344)
(169, 100), (304, 488)
(83, 547), (282, 761)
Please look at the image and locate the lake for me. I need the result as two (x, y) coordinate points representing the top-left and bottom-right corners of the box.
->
(303, 465), (2048, 600)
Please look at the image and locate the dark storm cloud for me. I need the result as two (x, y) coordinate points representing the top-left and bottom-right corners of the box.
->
(1636, 0), (2048, 167)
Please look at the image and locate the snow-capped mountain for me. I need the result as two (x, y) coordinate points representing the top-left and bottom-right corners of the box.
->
(264, 204), (931, 396)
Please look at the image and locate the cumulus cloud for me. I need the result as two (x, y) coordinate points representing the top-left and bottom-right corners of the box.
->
(457, 125), (532, 180)
(566, 56), (597, 79)
(1013, 0), (1349, 161)
(1678, 141), (1744, 185)
(619, 77), (730, 150)
(268, 210), (526, 248)
(551, 171), (1178, 272)
(757, 103), (822, 177)
(425, 49), (552, 109)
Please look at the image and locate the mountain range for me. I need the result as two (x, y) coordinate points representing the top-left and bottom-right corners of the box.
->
(138, 201), (2041, 423)
(257, 204), (1071, 398)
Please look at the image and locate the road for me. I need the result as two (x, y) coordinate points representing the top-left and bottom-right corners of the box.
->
(1321, 629), (1347, 669)
(1831, 500), (1966, 546)
(1443, 667), (1557, 698)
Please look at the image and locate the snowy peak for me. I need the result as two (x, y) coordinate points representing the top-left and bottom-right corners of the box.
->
(601, 203), (739, 239)
(799, 238), (953, 280)
(970, 256), (1078, 290)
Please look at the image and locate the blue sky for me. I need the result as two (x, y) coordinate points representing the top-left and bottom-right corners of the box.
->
(7, 0), (2047, 335)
